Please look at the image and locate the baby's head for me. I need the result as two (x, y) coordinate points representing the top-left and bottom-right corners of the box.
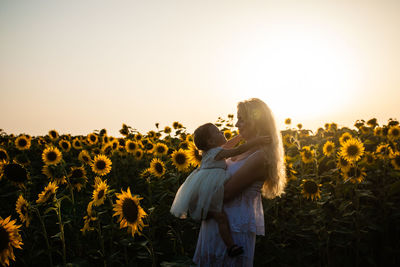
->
(193, 123), (227, 151)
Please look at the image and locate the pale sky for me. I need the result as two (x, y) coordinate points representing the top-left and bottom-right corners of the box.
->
(1, 0), (399, 137)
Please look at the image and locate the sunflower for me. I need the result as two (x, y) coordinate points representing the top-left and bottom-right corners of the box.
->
(15, 135), (31, 151)
(41, 165), (67, 184)
(374, 127), (383, 136)
(323, 141), (335, 157)
(297, 123), (303, 130)
(153, 143), (168, 157)
(282, 134), (292, 147)
(78, 150), (91, 164)
(342, 166), (366, 184)
(68, 166), (87, 191)
(390, 151), (400, 170)
(339, 138), (365, 162)
(337, 156), (352, 173)
(179, 141), (189, 150)
(300, 146), (314, 164)
(80, 214), (96, 235)
(36, 181), (58, 204)
(139, 168), (151, 178)
(90, 154), (112, 176)
(367, 118), (378, 128)
(42, 146), (62, 165)
(38, 137), (47, 146)
(147, 131), (156, 139)
(134, 149), (143, 160)
(72, 138), (83, 150)
(101, 143), (113, 156)
(0, 216), (23, 266)
(375, 143), (393, 159)
(149, 158), (166, 177)
(164, 126), (172, 134)
(15, 195), (30, 227)
(92, 180), (109, 206)
(113, 188), (147, 237)
(143, 140), (154, 153)
(361, 151), (376, 166)
(110, 139), (119, 150)
(187, 143), (202, 167)
(101, 135), (109, 145)
(388, 125), (400, 141)
(172, 122), (180, 129)
(2, 163), (29, 187)
(87, 133), (98, 145)
(0, 148), (9, 162)
(125, 140), (138, 154)
(286, 163), (297, 181)
(301, 179), (321, 201)
(223, 130), (232, 140)
(339, 132), (353, 146)
(59, 139), (71, 152)
(171, 149), (190, 171)
(48, 130), (59, 141)
(284, 118), (291, 125)
(134, 133), (143, 141)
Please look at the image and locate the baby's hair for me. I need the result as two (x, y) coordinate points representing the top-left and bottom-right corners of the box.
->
(193, 123), (214, 151)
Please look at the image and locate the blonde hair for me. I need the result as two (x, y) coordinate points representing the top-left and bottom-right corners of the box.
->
(237, 98), (286, 199)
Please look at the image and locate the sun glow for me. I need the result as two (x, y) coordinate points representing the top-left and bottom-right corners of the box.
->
(222, 25), (362, 126)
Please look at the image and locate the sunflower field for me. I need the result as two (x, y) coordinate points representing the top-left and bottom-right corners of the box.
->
(1, 117), (400, 267)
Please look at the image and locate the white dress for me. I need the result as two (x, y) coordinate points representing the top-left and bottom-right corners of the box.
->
(193, 150), (265, 267)
(170, 147), (230, 221)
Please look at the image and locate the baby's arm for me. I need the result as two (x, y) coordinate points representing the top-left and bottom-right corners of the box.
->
(221, 135), (242, 149)
(215, 136), (271, 161)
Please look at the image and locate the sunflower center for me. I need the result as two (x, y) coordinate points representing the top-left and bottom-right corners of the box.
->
(304, 181), (318, 194)
(347, 145), (359, 156)
(90, 135), (96, 142)
(128, 143), (136, 150)
(157, 146), (165, 153)
(97, 189), (105, 199)
(71, 169), (84, 179)
(392, 129), (399, 137)
(18, 139), (27, 147)
(146, 143), (153, 150)
(50, 131), (57, 138)
(122, 198), (139, 224)
(304, 150), (312, 159)
(47, 151), (57, 162)
(96, 160), (106, 170)
(62, 142), (69, 149)
(155, 163), (164, 174)
(21, 204), (28, 214)
(326, 145), (333, 152)
(135, 151), (142, 157)
(175, 154), (187, 165)
(4, 164), (27, 183)
(0, 226), (10, 252)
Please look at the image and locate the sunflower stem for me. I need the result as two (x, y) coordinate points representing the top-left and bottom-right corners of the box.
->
(141, 232), (156, 267)
(96, 218), (107, 267)
(55, 199), (67, 267)
(34, 207), (54, 267)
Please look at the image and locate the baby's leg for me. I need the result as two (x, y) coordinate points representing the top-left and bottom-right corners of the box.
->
(207, 211), (234, 248)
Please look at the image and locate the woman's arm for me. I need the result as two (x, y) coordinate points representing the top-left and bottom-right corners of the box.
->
(223, 151), (267, 203)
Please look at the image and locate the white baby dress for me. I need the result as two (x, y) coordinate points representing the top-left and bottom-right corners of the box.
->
(170, 147), (230, 221)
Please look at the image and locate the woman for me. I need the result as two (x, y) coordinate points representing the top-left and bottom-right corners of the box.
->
(193, 98), (287, 266)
